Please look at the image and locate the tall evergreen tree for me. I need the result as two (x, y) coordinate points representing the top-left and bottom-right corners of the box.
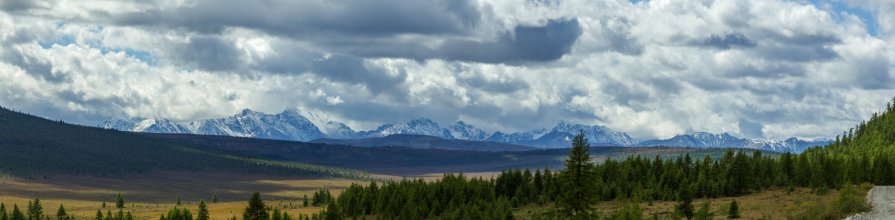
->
(11, 205), (24, 220)
(556, 131), (599, 219)
(1, 203), (8, 220)
(302, 195), (309, 207)
(197, 200), (209, 220)
(95, 210), (102, 220)
(27, 199), (41, 220)
(694, 201), (712, 220)
(242, 193), (268, 220)
(116, 194), (125, 209)
(55, 205), (67, 220)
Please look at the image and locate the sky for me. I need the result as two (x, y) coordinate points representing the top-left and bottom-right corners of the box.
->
(0, 0), (894, 141)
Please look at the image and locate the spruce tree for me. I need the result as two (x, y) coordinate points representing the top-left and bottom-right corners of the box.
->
(95, 210), (102, 220)
(55, 205), (67, 220)
(116, 209), (124, 220)
(1, 203), (8, 220)
(323, 202), (341, 220)
(116, 194), (125, 209)
(694, 201), (712, 220)
(212, 194), (218, 204)
(727, 200), (740, 219)
(302, 195), (308, 207)
(197, 200), (209, 220)
(27, 199), (42, 220)
(11, 205), (24, 220)
(556, 131), (599, 219)
(677, 187), (694, 220)
(242, 193), (268, 220)
(125, 212), (133, 220)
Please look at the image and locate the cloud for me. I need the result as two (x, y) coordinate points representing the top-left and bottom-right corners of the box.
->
(0, 0), (894, 141)
(693, 33), (756, 49)
(437, 19), (583, 63)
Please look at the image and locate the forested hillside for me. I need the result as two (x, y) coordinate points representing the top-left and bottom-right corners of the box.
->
(0, 106), (352, 178)
(309, 98), (895, 219)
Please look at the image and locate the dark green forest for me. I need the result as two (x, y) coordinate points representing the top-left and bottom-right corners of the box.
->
(309, 98), (895, 219)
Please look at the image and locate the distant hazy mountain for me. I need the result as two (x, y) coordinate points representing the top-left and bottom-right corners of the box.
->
(638, 132), (830, 153)
(101, 109), (326, 141)
(357, 118), (454, 139)
(100, 108), (830, 152)
(448, 121), (488, 141)
(485, 121), (635, 148)
(312, 134), (537, 152)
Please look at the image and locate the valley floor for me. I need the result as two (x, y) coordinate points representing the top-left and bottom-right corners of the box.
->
(516, 187), (870, 219)
(0, 171), (870, 220)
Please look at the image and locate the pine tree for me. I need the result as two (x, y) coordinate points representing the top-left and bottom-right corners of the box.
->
(27, 199), (42, 220)
(242, 193), (268, 220)
(556, 131), (599, 219)
(105, 210), (112, 220)
(695, 201), (712, 220)
(727, 200), (740, 219)
(676, 188), (694, 220)
(197, 200), (209, 220)
(1, 203), (8, 220)
(95, 210), (103, 220)
(302, 195), (308, 207)
(323, 202), (340, 220)
(125, 212), (133, 220)
(116, 194), (125, 209)
(11, 205), (24, 220)
(212, 194), (218, 204)
(116, 209), (124, 220)
(55, 205), (67, 220)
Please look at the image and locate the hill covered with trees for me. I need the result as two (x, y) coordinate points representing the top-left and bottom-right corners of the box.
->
(307, 98), (895, 219)
(0, 106), (357, 178)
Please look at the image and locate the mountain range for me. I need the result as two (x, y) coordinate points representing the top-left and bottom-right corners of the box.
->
(99, 108), (830, 152)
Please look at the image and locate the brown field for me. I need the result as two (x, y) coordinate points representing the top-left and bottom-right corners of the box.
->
(1, 172), (867, 220)
(0, 172), (367, 220)
(515, 187), (860, 219)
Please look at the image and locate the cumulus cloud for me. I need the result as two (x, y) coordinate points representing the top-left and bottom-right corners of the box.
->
(0, 0), (894, 141)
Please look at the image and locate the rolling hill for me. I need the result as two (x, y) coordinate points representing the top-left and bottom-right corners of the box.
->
(0, 106), (356, 178)
(310, 134), (538, 152)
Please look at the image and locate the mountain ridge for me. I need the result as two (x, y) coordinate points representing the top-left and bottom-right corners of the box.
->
(100, 108), (830, 152)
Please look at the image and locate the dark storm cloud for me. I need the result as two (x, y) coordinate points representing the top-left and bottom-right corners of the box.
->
(113, 0), (480, 36)
(0, 0), (41, 12)
(171, 36), (241, 71)
(310, 54), (408, 97)
(852, 56), (894, 89)
(693, 33), (756, 49)
(438, 19), (582, 63)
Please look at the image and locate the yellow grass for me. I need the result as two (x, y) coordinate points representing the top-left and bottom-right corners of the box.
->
(516, 188), (849, 219)
(0, 174), (364, 220)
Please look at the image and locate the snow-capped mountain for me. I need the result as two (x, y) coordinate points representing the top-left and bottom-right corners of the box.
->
(638, 132), (830, 152)
(100, 118), (192, 134)
(485, 128), (549, 145)
(448, 121), (488, 141)
(291, 108), (356, 139)
(101, 109), (326, 141)
(99, 108), (831, 152)
(485, 121), (635, 148)
(358, 118), (454, 139)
